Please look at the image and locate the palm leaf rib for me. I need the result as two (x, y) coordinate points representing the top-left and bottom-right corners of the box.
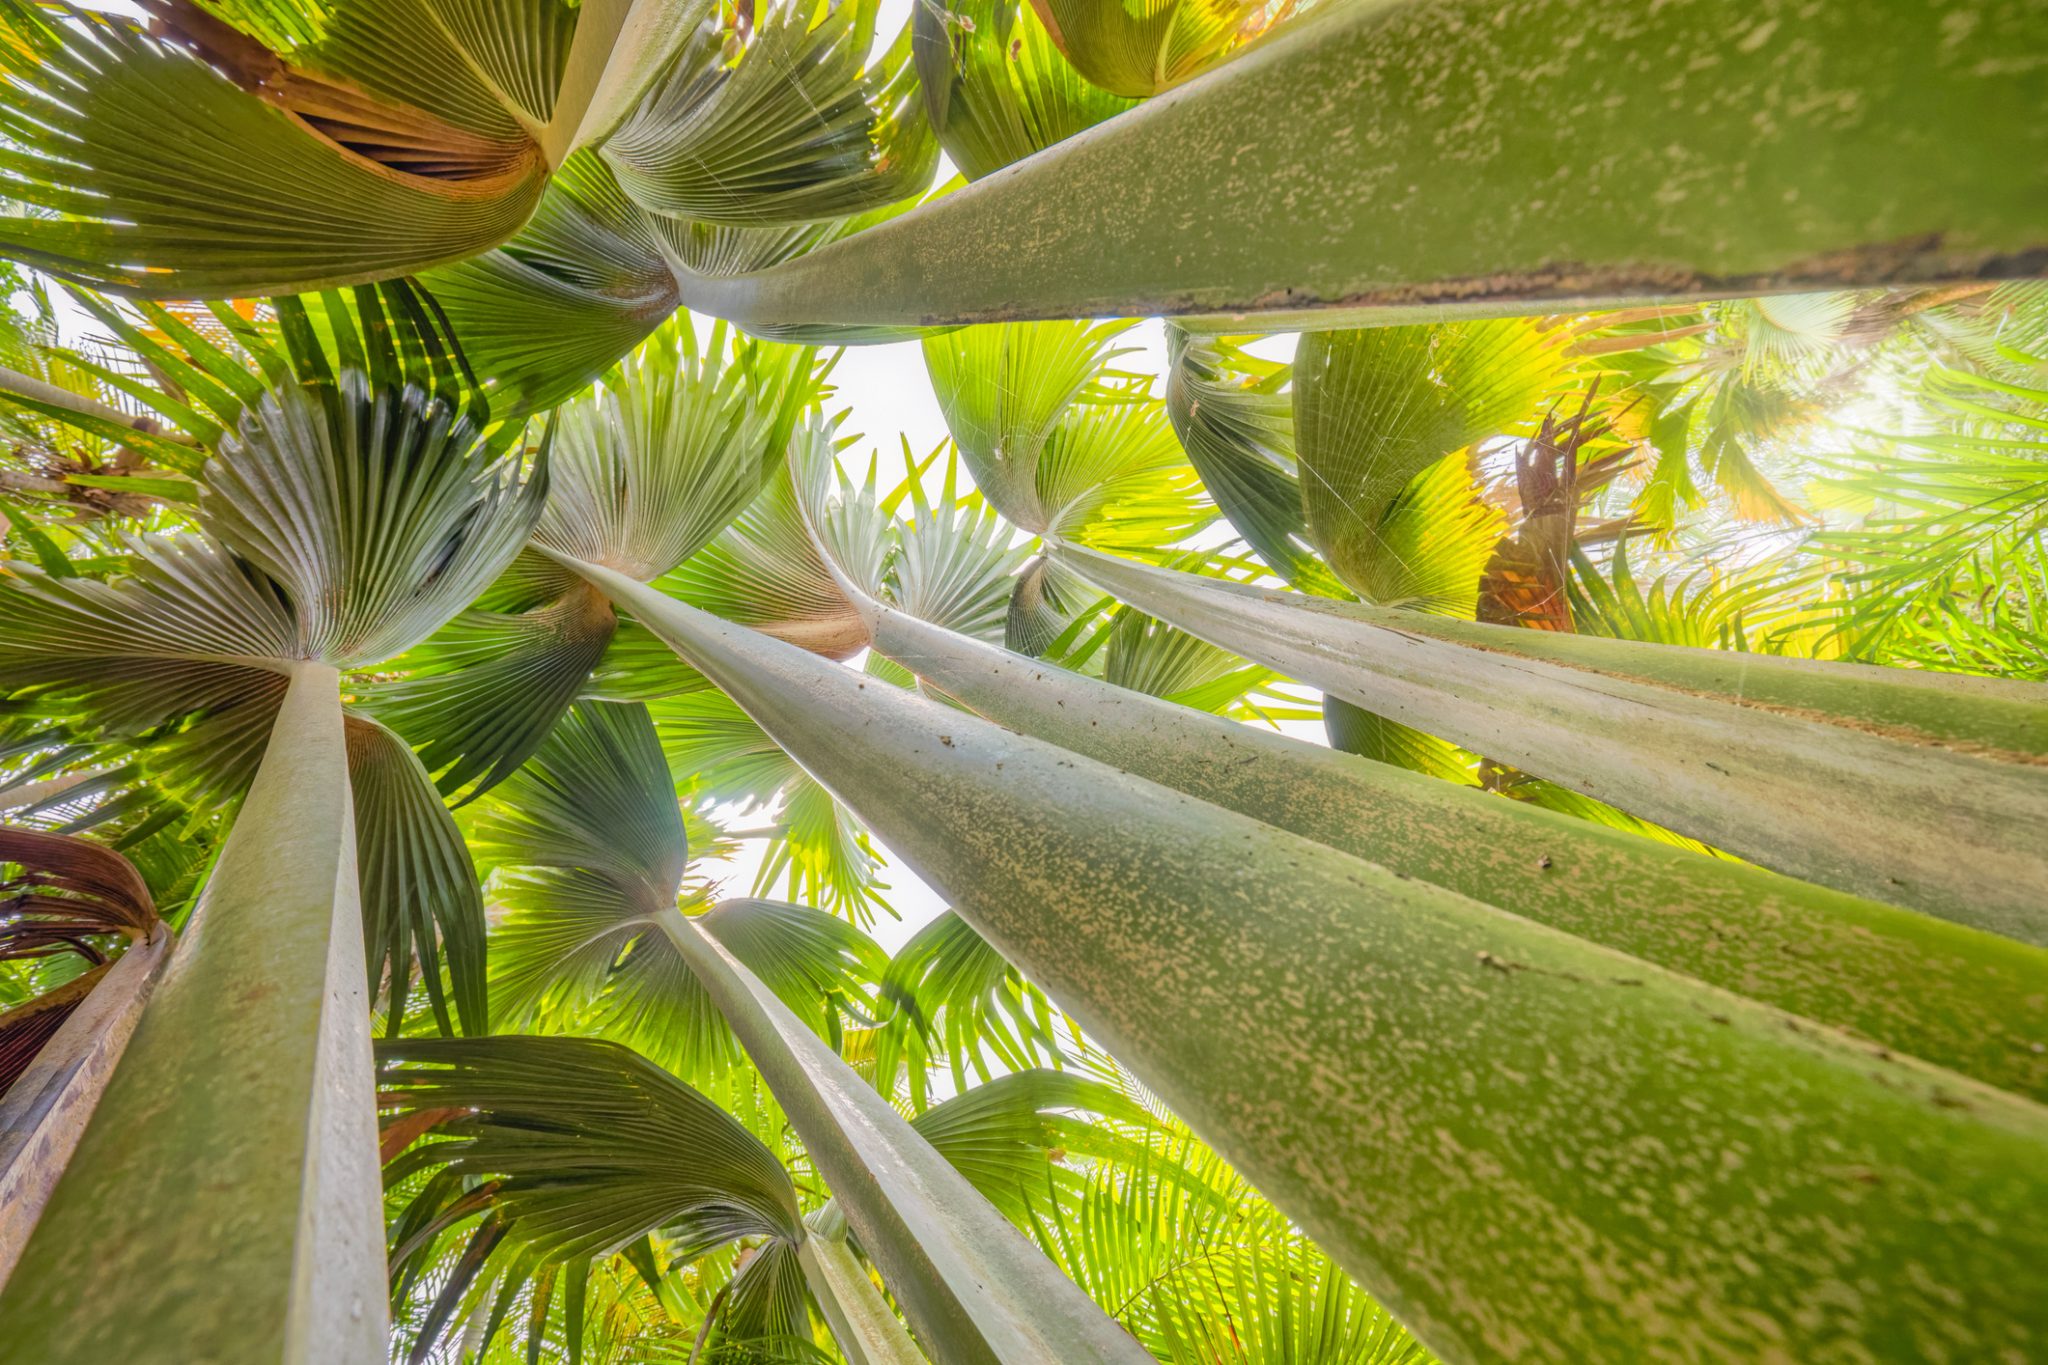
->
(559, 553), (2048, 1364)
(1052, 542), (2048, 941)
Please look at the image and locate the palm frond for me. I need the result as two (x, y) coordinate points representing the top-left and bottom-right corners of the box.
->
(0, 2), (548, 296)
(345, 714), (488, 1037)
(601, 0), (937, 226)
(1294, 320), (1562, 611)
(1026, 0), (1272, 97)
(908, 1067), (1158, 1221)
(870, 909), (1067, 1107)
(362, 582), (623, 803)
(660, 423), (876, 660)
(913, 0), (1137, 179)
(535, 320), (818, 581)
(884, 450), (1030, 642)
(1164, 327), (1338, 588)
(379, 1033), (804, 1267)
(923, 318), (1133, 534)
(0, 537), (297, 806)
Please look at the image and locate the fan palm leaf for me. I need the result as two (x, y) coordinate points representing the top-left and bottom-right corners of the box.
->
(912, 0), (1137, 180)
(471, 699), (884, 1080)
(363, 320), (817, 802)
(1293, 321), (1560, 614)
(0, 288), (542, 1029)
(1024, 0), (1275, 98)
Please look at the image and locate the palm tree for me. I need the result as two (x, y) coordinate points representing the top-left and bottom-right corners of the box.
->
(1, 278), (2045, 1360)
(0, 3), (2045, 1363)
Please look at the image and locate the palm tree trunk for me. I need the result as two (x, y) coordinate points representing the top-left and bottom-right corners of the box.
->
(0, 663), (387, 1364)
(568, 555), (2048, 1365)
(1050, 542), (2048, 942)
(796, 1207), (931, 1365)
(865, 601), (2048, 1100)
(657, 906), (1149, 1365)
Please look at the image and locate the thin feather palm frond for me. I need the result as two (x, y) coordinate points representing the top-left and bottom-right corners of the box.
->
(1799, 365), (2048, 676)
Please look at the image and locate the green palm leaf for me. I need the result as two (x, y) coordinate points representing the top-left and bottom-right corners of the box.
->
(365, 320), (813, 800)
(884, 450), (1030, 642)
(0, 3), (548, 295)
(601, 0), (936, 226)
(660, 423), (880, 660)
(908, 1068), (1158, 1221)
(923, 319), (1130, 528)
(474, 699), (884, 1075)
(1163, 327), (1331, 587)
(200, 368), (544, 664)
(379, 1033), (805, 1263)
(1294, 321), (1561, 612)
(925, 320), (1211, 640)
(417, 153), (690, 419)
(535, 321), (817, 580)
(363, 582), (623, 802)
(0, 537), (299, 805)
(344, 713), (488, 1035)
(871, 909), (1069, 1106)
(1025, 0), (1266, 97)
(913, 0), (1137, 180)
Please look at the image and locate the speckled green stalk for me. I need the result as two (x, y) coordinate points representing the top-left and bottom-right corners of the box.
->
(573, 558), (2048, 1365)
(867, 603), (2048, 1101)
(677, 0), (2047, 331)
(1053, 544), (2048, 943)
(0, 664), (387, 1365)
(656, 905), (1149, 1365)
(798, 1216), (932, 1365)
